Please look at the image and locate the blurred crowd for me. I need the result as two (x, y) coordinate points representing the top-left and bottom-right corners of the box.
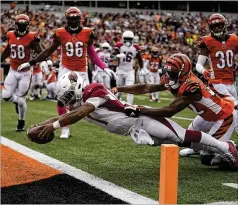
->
(1, 7), (238, 71)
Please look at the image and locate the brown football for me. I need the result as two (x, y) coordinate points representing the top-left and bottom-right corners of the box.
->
(27, 126), (55, 144)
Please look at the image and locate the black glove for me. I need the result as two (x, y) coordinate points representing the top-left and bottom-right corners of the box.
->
(124, 105), (140, 117)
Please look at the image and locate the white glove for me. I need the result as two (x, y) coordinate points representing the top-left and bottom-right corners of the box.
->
(104, 68), (116, 79)
(17, 62), (31, 72)
(116, 53), (126, 59)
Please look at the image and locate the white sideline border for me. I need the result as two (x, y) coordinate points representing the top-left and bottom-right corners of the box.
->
(222, 183), (238, 189)
(1, 136), (158, 205)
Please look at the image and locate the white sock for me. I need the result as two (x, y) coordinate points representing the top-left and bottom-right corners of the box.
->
(155, 92), (159, 99)
(192, 132), (229, 154)
(18, 101), (27, 120)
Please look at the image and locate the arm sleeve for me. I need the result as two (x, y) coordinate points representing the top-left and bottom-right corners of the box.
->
(196, 55), (208, 74)
(87, 45), (107, 69)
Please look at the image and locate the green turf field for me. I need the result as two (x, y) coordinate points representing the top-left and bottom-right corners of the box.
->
(1, 92), (238, 204)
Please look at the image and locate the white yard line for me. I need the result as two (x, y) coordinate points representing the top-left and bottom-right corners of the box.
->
(172, 116), (193, 121)
(1, 136), (158, 205)
(222, 183), (238, 189)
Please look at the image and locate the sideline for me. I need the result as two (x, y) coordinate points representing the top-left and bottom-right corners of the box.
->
(1, 136), (158, 205)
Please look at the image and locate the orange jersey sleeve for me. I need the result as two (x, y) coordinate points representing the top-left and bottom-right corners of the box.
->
(202, 34), (238, 84)
(178, 73), (233, 121)
(55, 27), (92, 72)
(7, 31), (37, 70)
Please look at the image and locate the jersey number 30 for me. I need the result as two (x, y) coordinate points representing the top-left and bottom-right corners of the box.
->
(215, 50), (233, 69)
(65, 42), (83, 57)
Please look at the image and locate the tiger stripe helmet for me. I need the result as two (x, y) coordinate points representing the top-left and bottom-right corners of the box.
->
(164, 53), (192, 88)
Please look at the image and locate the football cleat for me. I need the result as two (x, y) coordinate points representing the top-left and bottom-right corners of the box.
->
(16, 120), (25, 132)
(60, 127), (70, 139)
(180, 148), (200, 157)
(221, 141), (238, 170)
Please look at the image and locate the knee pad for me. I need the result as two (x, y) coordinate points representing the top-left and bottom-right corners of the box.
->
(200, 154), (215, 166)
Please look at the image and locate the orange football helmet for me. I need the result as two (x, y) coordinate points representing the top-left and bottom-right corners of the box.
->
(164, 53), (192, 89)
(208, 13), (227, 38)
(15, 14), (30, 36)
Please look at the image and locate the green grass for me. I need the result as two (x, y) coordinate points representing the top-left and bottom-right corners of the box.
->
(1, 92), (238, 204)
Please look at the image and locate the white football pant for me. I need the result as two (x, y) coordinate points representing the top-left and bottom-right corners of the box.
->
(116, 70), (135, 104)
(2, 68), (31, 120)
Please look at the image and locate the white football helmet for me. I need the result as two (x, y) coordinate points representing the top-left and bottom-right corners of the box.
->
(122, 31), (134, 47)
(47, 60), (53, 67)
(56, 72), (85, 107)
(101, 42), (110, 53)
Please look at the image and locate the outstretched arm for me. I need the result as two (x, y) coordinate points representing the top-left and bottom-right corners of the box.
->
(38, 103), (95, 138)
(29, 38), (60, 65)
(114, 84), (167, 95)
(140, 94), (200, 118)
(31, 40), (43, 54)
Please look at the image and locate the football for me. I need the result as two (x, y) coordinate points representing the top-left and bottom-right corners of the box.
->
(27, 126), (55, 144)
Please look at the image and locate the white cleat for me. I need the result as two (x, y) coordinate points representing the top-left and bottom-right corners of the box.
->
(60, 127), (70, 139)
(180, 148), (200, 157)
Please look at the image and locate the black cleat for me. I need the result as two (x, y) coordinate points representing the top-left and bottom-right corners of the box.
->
(16, 120), (25, 132)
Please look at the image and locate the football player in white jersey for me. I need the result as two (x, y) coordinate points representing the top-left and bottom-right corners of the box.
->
(28, 72), (238, 169)
(94, 42), (112, 89)
(112, 31), (143, 104)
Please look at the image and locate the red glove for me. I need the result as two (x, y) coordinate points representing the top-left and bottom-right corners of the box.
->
(202, 69), (210, 80)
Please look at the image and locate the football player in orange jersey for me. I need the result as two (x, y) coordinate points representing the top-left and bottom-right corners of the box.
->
(30, 63), (44, 100)
(138, 45), (150, 84)
(147, 46), (162, 102)
(18, 7), (114, 139)
(196, 13), (238, 135)
(112, 53), (238, 167)
(1, 14), (43, 131)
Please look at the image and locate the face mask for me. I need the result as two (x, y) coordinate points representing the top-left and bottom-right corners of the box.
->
(169, 80), (180, 89)
(125, 41), (132, 47)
